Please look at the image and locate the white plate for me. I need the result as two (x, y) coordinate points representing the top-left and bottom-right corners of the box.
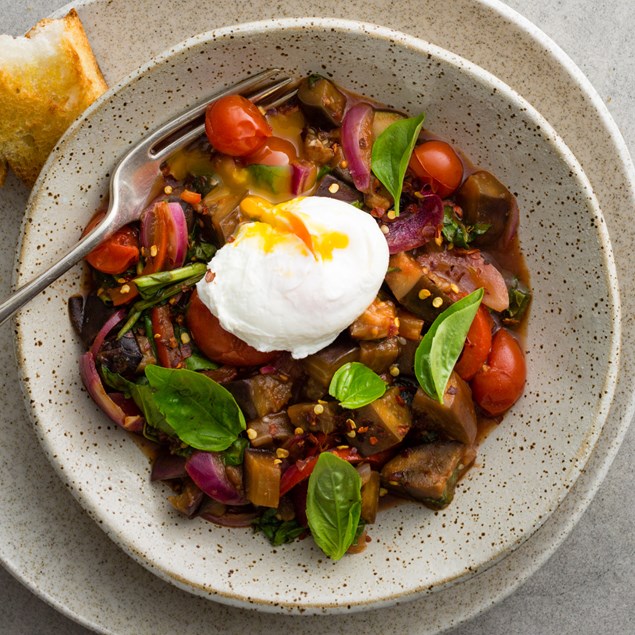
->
(1, 0), (634, 632)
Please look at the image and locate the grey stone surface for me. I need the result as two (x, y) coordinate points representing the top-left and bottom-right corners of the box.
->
(0, 0), (633, 633)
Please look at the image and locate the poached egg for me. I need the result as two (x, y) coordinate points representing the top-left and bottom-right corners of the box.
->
(196, 195), (389, 359)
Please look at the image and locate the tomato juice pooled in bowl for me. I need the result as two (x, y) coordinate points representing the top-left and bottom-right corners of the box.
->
(70, 74), (529, 560)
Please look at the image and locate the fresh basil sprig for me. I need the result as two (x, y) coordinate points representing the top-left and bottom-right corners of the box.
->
(371, 113), (425, 216)
(414, 288), (484, 403)
(101, 366), (175, 435)
(328, 362), (386, 409)
(306, 452), (362, 560)
(145, 365), (245, 451)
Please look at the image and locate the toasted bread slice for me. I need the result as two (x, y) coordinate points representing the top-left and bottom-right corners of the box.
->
(0, 9), (107, 186)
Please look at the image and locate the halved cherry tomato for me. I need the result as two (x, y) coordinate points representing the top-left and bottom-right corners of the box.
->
(205, 94), (272, 157)
(408, 140), (463, 198)
(186, 290), (278, 366)
(244, 136), (297, 166)
(83, 212), (140, 275)
(455, 306), (493, 381)
(151, 305), (185, 368)
(279, 456), (319, 496)
(471, 328), (526, 416)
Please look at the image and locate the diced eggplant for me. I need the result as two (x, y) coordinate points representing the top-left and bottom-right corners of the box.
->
(303, 127), (337, 166)
(380, 442), (468, 509)
(371, 109), (407, 139)
(397, 309), (424, 341)
(302, 340), (360, 399)
(395, 337), (421, 376)
(349, 297), (398, 340)
(351, 386), (411, 455)
(297, 75), (347, 128)
(68, 295), (84, 339)
(385, 251), (453, 322)
(247, 411), (295, 449)
(199, 186), (247, 245)
(287, 401), (342, 435)
(167, 478), (204, 517)
(455, 171), (519, 248)
(134, 333), (157, 372)
(80, 293), (116, 349)
(359, 337), (401, 374)
(314, 174), (363, 205)
(360, 470), (381, 524)
(364, 176), (392, 213)
(244, 449), (281, 508)
(411, 372), (477, 445)
(96, 331), (142, 377)
(226, 375), (293, 420)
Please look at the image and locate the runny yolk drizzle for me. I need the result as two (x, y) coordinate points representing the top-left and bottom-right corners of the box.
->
(239, 196), (348, 260)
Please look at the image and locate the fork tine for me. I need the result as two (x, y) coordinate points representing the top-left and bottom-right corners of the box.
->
(149, 76), (295, 161)
(147, 68), (282, 159)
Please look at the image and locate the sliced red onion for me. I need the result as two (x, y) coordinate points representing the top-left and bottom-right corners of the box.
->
(89, 308), (126, 356)
(384, 193), (444, 254)
(79, 352), (143, 432)
(341, 102), (374, 192)
(417, 250), (510, 312)
(199, 499), (258, 528)
(140, 201), (188, 270)
(291, 160), (316, 195)
(151, 451), (187, 481)
(185, 451), (247, 505)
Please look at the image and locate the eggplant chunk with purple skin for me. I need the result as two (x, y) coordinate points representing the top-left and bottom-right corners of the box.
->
(454, 170), (519, 248)
(297, 74), (347, 129)
(381, 442), (473, 509)
(351, 386), (412, 455)
(411, 372), (478, 446)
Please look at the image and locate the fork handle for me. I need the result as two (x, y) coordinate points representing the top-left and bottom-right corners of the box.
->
(0, 224), (111, 327)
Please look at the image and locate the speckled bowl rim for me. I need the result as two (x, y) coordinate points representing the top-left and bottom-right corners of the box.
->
(14, 16), (621, 613)
(7, 2), (632, 628)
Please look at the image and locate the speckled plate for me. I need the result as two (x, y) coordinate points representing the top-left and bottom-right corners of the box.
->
(13, 16), (620, 614)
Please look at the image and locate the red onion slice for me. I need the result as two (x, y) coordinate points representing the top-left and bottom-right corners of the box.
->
(89, 308), (126, 356)
(79, 352), (143, 432)
(341, 102), (374, 192)
(185, 451), (247, 505)
(291, 160), (316, 195)
(140, 201), (188, 270)
(384, 193), (444, 254)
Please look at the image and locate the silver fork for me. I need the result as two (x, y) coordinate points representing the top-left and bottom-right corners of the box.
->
(0, 68), (294, 327)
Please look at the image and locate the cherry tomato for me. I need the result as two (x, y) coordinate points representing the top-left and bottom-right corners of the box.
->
(455, 306), (493, 381)
(244, 136), (297, 166)
(408, 140), (463, 198)
(151, 305), (185, 368)
(83, 212), (140, 275)
(186, 290), (278, 366)
(471, 328), (526, 416)
(204, 94), (272, 157)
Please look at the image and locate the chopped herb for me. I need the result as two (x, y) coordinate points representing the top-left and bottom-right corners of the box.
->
(253, 508), (305, 546)
(442, 205), (490, 248)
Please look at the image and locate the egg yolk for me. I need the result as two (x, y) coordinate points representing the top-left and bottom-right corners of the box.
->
(239, 196), (348, 259)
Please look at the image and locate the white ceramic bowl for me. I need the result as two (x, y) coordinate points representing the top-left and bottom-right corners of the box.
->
(15, 18), (619, 614)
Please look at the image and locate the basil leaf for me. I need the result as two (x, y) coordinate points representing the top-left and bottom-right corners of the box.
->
(222, 437), (248, 466)
(253, 508), (305, 546)
(247, 164), (290, 194)
(145, 365), (245, 451)
(503, 277), (532, 325)
(184, 352), (220, 372)
(414, 288), (484, 403)
(306, 452), (362, 561)
(442, 205), (490, 248)
(100, 366), (175, 435)
(328, 362), (386, 409)
(371, 113), (425, 216)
